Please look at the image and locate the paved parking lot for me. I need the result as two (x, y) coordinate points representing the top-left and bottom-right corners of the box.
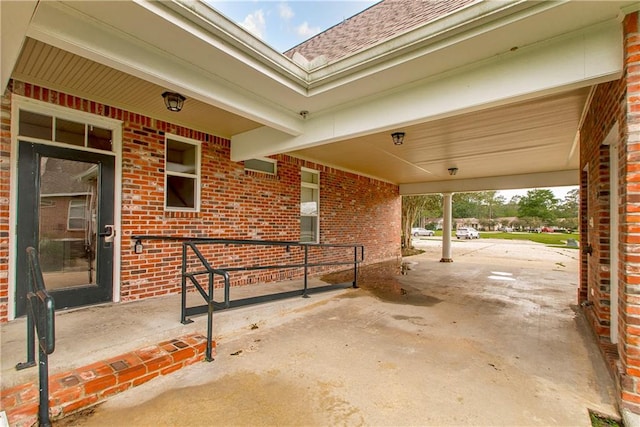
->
(64, 238), (616, 426)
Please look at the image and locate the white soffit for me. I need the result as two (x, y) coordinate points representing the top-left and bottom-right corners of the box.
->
(0, 0), (38, 93)
(231, 21), (623, 161)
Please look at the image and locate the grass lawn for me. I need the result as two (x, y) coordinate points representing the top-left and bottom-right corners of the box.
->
(432, 230), (579, 246)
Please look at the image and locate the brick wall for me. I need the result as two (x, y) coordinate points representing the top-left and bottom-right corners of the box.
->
(0, 81), (401, 322)
(580, 81), (622, 338)
(580, 11), (640, 415)
(0, 89), (10, 322)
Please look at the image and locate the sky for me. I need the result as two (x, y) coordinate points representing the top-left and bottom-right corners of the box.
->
(207, 1), (378, 52)
(206, 1), (578, 201)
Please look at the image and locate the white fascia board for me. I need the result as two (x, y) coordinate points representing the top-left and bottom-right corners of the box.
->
(231, 22), (623, 161)
(140, 0), (309, 90)
(27, 1), (303, 136)
(1, 0), (38, 93)
(399, 170), (579, 196)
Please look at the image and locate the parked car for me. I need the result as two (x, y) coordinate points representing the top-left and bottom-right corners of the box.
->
(412, 227), (435, 237)
(456, 227), (480, 239)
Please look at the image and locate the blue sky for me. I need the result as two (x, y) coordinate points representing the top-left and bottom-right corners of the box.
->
(207, 1), (378, 52)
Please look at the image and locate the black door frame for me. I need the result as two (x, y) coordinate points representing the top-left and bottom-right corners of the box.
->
(16, 141), (115, 316)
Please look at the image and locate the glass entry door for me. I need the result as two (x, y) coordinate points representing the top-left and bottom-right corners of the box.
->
(16, 142), (115, 316)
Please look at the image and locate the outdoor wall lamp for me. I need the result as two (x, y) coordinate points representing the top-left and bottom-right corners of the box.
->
(162, 91), (186, 112)
(448, 167), (458, 176)
(392, 132), (405, 145)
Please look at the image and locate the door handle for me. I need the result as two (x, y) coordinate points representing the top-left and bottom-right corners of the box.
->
(99, 225), (116, 243)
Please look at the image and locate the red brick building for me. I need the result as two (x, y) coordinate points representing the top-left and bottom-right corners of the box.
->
(2, 0), (640, 422)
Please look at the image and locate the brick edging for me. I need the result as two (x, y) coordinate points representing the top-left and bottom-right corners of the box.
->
(0, 333), (214, 427)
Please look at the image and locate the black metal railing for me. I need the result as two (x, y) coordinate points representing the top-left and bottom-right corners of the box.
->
(16, 247), (55, 427)
(132, 236), (364, 362)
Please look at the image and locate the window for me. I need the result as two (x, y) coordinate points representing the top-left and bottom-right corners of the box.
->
(300, 168), (319, 243)
(244, 158), (277, 175)
(165, 135), (200, 211)
(18, 110), (113, 152)
(68, 199), (87, 230)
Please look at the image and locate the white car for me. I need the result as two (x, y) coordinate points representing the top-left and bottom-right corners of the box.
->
(456, 227), (480, 239)
(411, 227), (435, 237)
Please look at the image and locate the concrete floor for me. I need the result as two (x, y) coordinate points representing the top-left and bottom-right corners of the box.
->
(53, 238), (618, 426)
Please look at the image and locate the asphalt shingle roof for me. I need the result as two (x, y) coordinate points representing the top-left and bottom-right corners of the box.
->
(284, 0), (477, 64)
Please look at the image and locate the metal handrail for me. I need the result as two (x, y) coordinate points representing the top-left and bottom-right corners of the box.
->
(16, 247), (55, 427)
(132, 236), (364, 363)
(180, 242), (229, 362)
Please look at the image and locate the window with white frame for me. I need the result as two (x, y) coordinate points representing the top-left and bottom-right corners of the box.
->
(68, 198), (87, 230)
(300, 168), (319, 243)
(165, 135), (201, 211)
(244, 158), (277, 175)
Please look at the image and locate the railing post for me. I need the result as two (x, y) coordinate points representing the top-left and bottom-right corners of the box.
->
(302, 245), (309, 298)
(38, 347), (51, 427)
(181, 243), (193, 325)
(206, 270), (214, 362)
(352, 246), (359, 288)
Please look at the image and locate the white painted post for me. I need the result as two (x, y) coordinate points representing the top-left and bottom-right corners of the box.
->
(441, 193), (453, 262)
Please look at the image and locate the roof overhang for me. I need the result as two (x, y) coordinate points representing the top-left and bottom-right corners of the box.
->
(2, 0), (638, 194)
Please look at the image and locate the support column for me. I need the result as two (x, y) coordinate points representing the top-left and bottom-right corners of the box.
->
(441, 192), (453, 263)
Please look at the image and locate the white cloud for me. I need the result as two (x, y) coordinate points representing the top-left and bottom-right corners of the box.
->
(295, 21), (321, 38)
(239, 9), (266, 39)
(278, 3), (294, 21)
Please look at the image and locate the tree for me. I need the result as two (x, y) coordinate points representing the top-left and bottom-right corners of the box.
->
(555, 188), (579, 219)
(517, 189), (558, 224)
(401, 195), (441, 249)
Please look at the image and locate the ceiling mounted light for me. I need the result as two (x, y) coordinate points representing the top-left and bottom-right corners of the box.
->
(448, 167), (458, 176)
(391, 132), (405, 145)
(162, 91), (186, 112)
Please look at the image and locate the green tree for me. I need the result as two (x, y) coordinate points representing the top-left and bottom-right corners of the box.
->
(401, 195), (441, 249)
(517, 189), (558, 224)
(556, 188), (579, 218)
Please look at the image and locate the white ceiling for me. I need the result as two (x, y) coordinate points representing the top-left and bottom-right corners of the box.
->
(4, 0), (637, 193)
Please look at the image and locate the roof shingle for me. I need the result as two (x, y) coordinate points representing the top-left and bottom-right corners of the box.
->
(284, 0), (477, 64)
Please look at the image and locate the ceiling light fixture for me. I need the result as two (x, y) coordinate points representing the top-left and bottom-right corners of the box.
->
(448, 167), (458, 176)
(162, 91), (186, 112)
(391, 132), (405, 145)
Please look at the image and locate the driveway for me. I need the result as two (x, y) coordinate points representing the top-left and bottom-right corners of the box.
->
(64, 239), (617, 426)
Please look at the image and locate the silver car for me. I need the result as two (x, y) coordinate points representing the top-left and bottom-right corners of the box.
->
(456, 227), (480, 239)
(412, 227), (435, 237)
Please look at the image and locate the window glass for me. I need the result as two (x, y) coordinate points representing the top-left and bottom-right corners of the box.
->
(165, 135), (200, 211)
(68, 199), (87, 230)
(88, 126), (112, 151)
(56, 118), (85, 147)
(300, 168), (319, 242)
(19, 110), (52, 140)
(245, 158), (276, 175)
(166, 175), (196, 209)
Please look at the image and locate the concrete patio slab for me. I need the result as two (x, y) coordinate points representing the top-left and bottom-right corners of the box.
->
(58, 239), (617, 426)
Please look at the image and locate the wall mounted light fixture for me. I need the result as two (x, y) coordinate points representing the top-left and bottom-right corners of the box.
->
(391, 132), (405, 145)
(162, 91), (186, 112)
(448, 167), (458, 176)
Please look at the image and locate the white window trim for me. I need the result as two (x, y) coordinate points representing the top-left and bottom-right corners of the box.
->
(9, 95), (124, 320)
(164, 133), (201, 212)
(301, 167), (320, 243)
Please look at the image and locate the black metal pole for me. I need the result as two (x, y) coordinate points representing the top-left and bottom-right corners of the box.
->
(180, 244), (192, 325)
(38, 342), (51, 427)
(205, 272), (214, 362)
(302, 245), (309, 298)
(352, 246), (359, 288)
